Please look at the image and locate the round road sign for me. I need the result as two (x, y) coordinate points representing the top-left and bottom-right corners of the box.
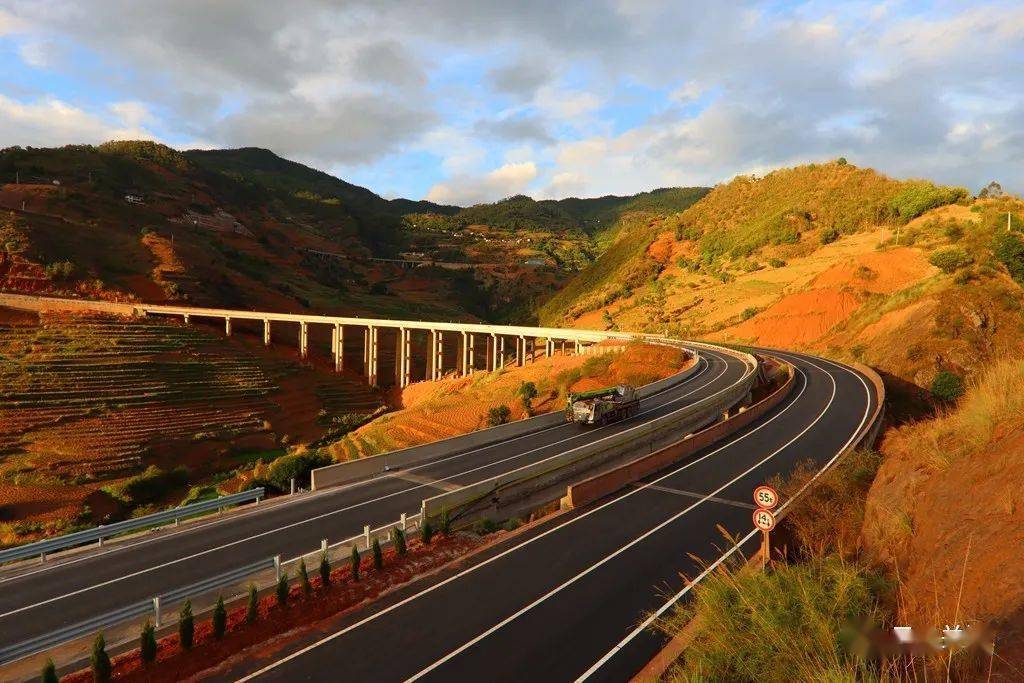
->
(753, 485), (779, 510)
(753, 508), (776, 532)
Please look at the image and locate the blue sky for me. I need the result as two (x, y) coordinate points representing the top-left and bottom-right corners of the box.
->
(1, 1), (1023, 205)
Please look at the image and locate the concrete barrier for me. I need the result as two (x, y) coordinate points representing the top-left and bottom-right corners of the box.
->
(564, 360), (796, 510)
(310, 347), (703, 489)
(0, 292), (139, 315)
(419, 346), (759, 526)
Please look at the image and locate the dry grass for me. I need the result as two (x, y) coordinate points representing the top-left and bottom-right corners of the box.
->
(884, 357), (1024, 471)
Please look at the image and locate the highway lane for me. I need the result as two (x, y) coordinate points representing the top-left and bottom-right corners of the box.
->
(231, 351), (876, 682)
(0, 347), (750, 653)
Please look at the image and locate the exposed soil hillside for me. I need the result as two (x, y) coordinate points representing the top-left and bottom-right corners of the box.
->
(862, 358), (1024, 676)
(326, 341), (690, 461)
(0, 308), (384, 542)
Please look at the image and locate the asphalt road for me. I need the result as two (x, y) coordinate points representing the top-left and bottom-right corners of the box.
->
(0, 347), (749, 654)
(228, 350), (877, 683)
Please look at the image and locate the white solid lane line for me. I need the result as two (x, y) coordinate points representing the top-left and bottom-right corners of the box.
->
(0, 355), (730, 619)
(237, 361), (809, 682)
(573, 352), (872, 681)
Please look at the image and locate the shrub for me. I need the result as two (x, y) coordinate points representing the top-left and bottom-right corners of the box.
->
(503, 517), (523, 532)
(890, 181), (968, 222)
(931, 370), (965, 402)
(246, 584), (259, 624)
(740, 307), (759, 321)
(421, 521), (433, 546)
(994, 232), (1024, 284)
(91, 633), (112, 683)
(819, 226), (840, 245)
(836, 157), (848, 165)
(372, 538), (383, 571)
(44, 260), (76, 281)
(768, 257), (786, 268)
(517, 382), (538, 414)
(178, 600), (194, 650)
(139, 620), (157, 663)
(267, 451), (332, 491)
(350, 546), (360, 581)
(276, 571), (289, 606)
(472, 518), (498, 535)
(319, 551), (332, 588)
(299, 559), (312, 596)
(440, 508), (452, 536)
(102, 465), (188, 506)
(487, 404), (511, 426)
(928, 247), (972, 273)
(393, 527), (407, 555)
(42, 658), (59, 683)
(212, 595), (227, 638)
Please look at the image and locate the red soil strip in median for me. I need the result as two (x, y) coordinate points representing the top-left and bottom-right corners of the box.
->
(62, 534), (479, 682)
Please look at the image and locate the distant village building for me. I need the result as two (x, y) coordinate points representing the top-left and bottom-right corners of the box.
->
(524, 258), (546, 267)
(124, 194), (145, 205)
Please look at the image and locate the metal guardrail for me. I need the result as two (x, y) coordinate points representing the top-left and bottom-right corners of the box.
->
(0, 557), (275, 665)
(0, 488), (265, 565)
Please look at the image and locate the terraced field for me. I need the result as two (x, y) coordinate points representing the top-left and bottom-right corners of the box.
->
(0, 309), (384, 537)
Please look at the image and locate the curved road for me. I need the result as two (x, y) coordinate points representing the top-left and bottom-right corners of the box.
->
(224, 350), (877, 682)
(0, 347), (750, 656)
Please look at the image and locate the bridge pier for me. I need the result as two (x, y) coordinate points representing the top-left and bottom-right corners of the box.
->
(334, 323), (344, 372)
(299, 321), (309, 359)
(224, 317), (232, 336)
(368, 326), (379, 387)
(263, 319), (271, 346)
(468, 333), (476, 374)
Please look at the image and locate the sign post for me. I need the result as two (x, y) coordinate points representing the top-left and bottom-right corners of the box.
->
(752, 485), (779, 568)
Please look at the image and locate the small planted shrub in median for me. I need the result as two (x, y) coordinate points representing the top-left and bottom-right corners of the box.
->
(246, 583), (259, 624)
(299, 559), (312, 596)
(41, 658), (58, 683)
(140, 620), (157, 664)
(276, 571), (289, 607)
(350, 546), (360, 582)
(319, 551), (332, 588)
(372, 538), (383, 571)
(421, 521), (433, 546)
(179, 600), (194, 650)
(440, 508), (452, 536)
(91, 633), (112, 683)
(212, 595), (227, 639)
(393, 527), (407, 556)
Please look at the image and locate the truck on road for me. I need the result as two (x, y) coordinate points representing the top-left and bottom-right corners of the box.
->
(565, 384), (639, 426)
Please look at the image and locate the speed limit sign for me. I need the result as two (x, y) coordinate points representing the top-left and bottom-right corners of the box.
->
(753, 508), (776, 531)
(753, 485), (778, 510)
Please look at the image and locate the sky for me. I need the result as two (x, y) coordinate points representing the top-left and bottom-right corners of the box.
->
(1, 1), (1022, 206)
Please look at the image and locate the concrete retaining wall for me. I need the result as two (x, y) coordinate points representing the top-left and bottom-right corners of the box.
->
(564, 360), (796, 510)
(310, 347), (703, 489)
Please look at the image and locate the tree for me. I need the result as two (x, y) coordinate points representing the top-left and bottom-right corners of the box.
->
(212, 596), (227, 639)
(179, 600), (194, 650)
(41, 658), (59, 683)
(994, 232), (1024, 284)
(350, 546), (361, 582)
(393, 527), (407, 556)
(276, 571), (289, 607)
(487, 404), (511, 426)
(91, 633), (112, 683)
(421, 521), (434, 546)
(819, 226), (840, 245)
(319, 550), (332, 588)
(602, 309), (617, 331)
(246, 583), (259, 624)
(140, 620), (157, 664)
(928, 247), (972, 273)
(517, 381), (538, 415)
(978, 180), (1004, 198)
(299, 559), (312, 597)
(372, 538), (383, 571)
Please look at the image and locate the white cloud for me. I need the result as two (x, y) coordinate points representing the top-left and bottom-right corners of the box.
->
(0, 95), (158, 148)
(426, 161), (537, 205)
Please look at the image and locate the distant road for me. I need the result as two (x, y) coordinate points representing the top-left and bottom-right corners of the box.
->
(0, 348), (747, 654)
(225, 350), (877, 682)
